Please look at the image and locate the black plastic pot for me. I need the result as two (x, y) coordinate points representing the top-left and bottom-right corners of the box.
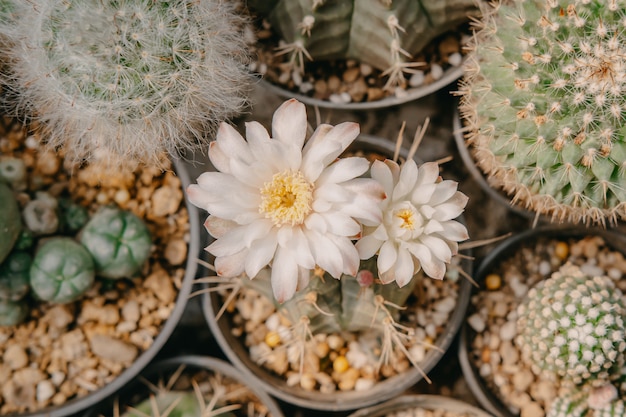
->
(12, 159), (199, 417)
(201, 134), (474, 411)
(346, 394), (492, 417)
(82, 355), (284, 417)
(458, 225), (626, 417)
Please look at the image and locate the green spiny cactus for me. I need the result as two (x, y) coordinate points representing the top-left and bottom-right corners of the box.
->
(547, 385), (626, 417)
(459, 0), (626, 225)
(516, 263), (626, 385)
(30, 237), (95, 304)
(249, 0), (478, 89)
(80, 207), (152, 280)
(122, 391), (237, 417)
(0, 0), (251, 167)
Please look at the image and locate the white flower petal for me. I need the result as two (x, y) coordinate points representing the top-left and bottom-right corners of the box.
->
(329, 234), (360, 277)
(271, 247), (299, 303)
(410, 183), (437, 205)
(439, 221), (469, 242)
(245, 121), (271, 147)
(314, 183), (352, 205)
(430, 180), (460, 205)
(297, 267), (311, 291)
(208, 141), (231, 174)
(420, 235), (452, 262)
(215, 122), (253, 163)
(204, 216), (237, 238)
(356, 234), (383, 260)
(393, 159), (418, 201)
(245, 231), (278, 278)
(186, 184), (214, 211)
(423, 219), (445, 235)
(215, 250), (246, 277)
(370, 160), (396, 196)
(430, 202), (465, 222)
(394, 247), (415, 287)
(406, 242), (447, 279)
(291, 227), (316, 269)
(304, 212), (328, 233)
(301, 122), (359, 180)
(415, 161), (440, 186)
(272, 98), (307, 150)
(316, 157), (370, 186)
(308, 231), (344, 278)
(378, 240), (398, 275)
(317, 212), (360, 236)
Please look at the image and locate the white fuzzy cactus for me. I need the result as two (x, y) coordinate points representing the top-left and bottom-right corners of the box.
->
(0, 0), (251, 167)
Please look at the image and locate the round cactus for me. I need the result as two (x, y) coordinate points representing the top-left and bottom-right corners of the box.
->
(80, 207), (152, 279)
(30, 237), (95, 304)
(0, 299), (28, 326)
(58, 198), (89, 234)
(459, 0), (626, 225)
(249, 0), (478, 89)
(516, 264), (626, 385)
(0, 0), (251, 166)
(0, 251), (31, 302)
(0, 182), (22, 264)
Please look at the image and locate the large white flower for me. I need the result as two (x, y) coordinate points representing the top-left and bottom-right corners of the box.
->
(187, 99), (384, 302)
(355, 159), (469, 287)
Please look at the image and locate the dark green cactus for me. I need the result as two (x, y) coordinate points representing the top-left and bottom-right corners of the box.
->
(249, 0), (478, 88)
(30, 237), (95, 304)
(0, 182), (22, 264)
(80, 207), (152, 279)
(0, 298), (28, 326)
(0, 251), (31, 302)
(58, 198), (89, 233)
(13, 229), (34, 251)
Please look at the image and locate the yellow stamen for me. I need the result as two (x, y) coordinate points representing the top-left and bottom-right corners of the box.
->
(396, 208), (416, 230)
(259, 170), (313, 226)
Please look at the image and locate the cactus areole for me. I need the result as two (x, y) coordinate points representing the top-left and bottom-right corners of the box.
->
(459, 0), (626, 225)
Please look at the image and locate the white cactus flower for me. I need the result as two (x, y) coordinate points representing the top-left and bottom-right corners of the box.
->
(187, 99), (384, 303)
(356, 159), (469, 287)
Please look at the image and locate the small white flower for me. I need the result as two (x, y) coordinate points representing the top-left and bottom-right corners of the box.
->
(355, 159), (469, 287)
(187, 99), (384, 303)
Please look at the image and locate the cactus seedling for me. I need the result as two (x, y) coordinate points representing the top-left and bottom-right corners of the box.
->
(0, 299), (28, 326)
(30, 237), (95, 304)
(0, 0), (251, 167)
(80, 207), (152, 280)
(516, 264), (626, 416)
(459, 0), (626, 225)
(0, 251), (32, 302)
(249, 0), (478, 90)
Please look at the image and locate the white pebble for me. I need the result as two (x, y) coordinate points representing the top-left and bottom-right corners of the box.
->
(580, 263), (604, 278)
(448, 52), (463, 67)
(36, 380), (55, 403)
(265, 314), (280, 331)
(430, 64), (444, 80)
(608, 268), (622, 280)
(467, 313), (486, 333)
(354, 378), (375, 391)
(434, 296), (456, 314)
(425, 323), (437, 339)
(360, 63), (373, 77)
(291, 70), (303, 86)
(539, 261), (552, 276)
(479, 363), (492, 377)
(409, 70), (425, 87)
(299, 81), (314, 94)
(278, 71), (291, 84)
(409, 344), (425, 363)
(510, 277), (529, 298)
(500, 321), (517, 341)
(340, 91), (352, 103)
(329, 93), (349, 104)
(25, 135), (39, 149)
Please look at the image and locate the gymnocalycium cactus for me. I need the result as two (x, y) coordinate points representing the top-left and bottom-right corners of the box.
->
(0, 0), (251, 167)
(516, 264), (626, 416)
(249, 0), (478, 90)
(80, 207), (152, 280)
(190, 99), (469, 382)
(459, 0), (626, 225)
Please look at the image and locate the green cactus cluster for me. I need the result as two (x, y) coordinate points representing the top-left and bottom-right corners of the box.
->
(516, 263), (626, 416)
(0, 166), (153, 325)
(249, 0), (478, 90)
(0, 0), (251, 167)
(459, 0), (626, 225)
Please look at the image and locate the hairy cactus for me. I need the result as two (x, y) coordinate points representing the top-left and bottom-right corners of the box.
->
(459, 0), (626, 225)
(249, 0), (478, 89)
(516, 264), (626, 416)
(30, 237), (95, 304)
(80, 207), (152, 280)
(0, 182), (22, 263)
(0, 0), (251, 167)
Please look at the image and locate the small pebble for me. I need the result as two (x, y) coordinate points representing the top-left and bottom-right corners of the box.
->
(430, 64), (444, 80)
(409, 71), (425, 87)
(448, 52), (463, 67)
(485, 274), (501, 290)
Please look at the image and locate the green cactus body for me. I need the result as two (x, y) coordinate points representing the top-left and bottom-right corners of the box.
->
(460, 0), (626, 224)
(0, 182), (22, 264)
(516, 264), (626, 385)
(14, 229), (35, 251)
(58, 198), (89, 233)
(250, 0), (477, 86)
(30, 237), (95, 304)
(0, 299), (28, 326)
(122, 391), (236, 417)
(0, 251), (32, 302)
(80, 207), (151, 279)
(0, 0), (251, 166)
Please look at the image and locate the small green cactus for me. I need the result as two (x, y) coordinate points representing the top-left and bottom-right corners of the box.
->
(249, 0), (478, 89)
(0, 251), (32, 302)
(122, 391), (237, 417)
(0, 299), (28, 326)
(0, 182), (22, 264)
(80, 207), (152, 279)
(516, 263), (626, 417)
(30, 237), (95, 304)
(459, 0), (626, 225)
(0, 0), (251, 166)
(58, 198), (89, 234)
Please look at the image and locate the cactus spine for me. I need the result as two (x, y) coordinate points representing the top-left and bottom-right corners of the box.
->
(0, 0), (251, 167)
(459, 0), (626, 225)
(515, 264), (626, 417)
(249, 0), (478, 89)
